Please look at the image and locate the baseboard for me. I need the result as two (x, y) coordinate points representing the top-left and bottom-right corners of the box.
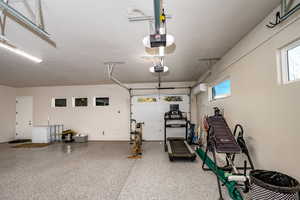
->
(87, 140), (163, 142)
(28, 140), (153, 143)
(87, 140), (130, 142)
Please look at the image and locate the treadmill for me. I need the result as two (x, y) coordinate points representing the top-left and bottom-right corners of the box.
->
(164, 104), (196, 161)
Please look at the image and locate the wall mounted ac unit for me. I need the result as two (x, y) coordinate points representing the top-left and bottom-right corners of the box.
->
(192, 83), (208, 95)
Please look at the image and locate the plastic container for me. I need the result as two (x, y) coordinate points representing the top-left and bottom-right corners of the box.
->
(250, 170), (300, 200)
(73, 135), (88, 143)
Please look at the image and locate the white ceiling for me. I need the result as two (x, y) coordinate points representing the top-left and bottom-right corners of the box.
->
(0, 0), (280, 87)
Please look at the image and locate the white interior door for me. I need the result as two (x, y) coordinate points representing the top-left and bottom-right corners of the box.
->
(132, 94), (190, 141)
(16, 96), (33, 139)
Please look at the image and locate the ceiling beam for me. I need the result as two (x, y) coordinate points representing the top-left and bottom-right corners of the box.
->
(153, 0), (161, 34)
(0, 0), (50, 39)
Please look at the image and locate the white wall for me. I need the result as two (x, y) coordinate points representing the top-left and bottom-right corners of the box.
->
(16, 82), (196, 141)
(17, 84), (130, 141)
(0, 85), (16, 143)
(197, 3), (300, 180)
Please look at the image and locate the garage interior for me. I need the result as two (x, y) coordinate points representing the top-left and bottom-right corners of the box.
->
(0, 0), (300, 199)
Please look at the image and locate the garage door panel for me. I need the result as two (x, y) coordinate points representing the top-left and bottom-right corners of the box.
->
(132, 95), (189, 141)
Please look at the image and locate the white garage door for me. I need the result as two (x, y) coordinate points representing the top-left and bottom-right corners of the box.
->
(132, 94), (190, 141)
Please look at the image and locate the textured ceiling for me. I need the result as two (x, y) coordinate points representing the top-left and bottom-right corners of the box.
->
(0, 0), (280, 87)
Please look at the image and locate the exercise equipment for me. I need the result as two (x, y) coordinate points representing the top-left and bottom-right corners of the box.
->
(196, 148), (243, 200)
(164, 104), (196, 161)
(198, 107), (300, 200)
(200, 107), (254, 199)
(128, 120), (144, 159)
(187, 122), (196, 145)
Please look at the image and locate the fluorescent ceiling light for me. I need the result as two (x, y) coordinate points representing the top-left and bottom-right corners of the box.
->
(0, 42), (42, 63)
(149, 66), (169, 73)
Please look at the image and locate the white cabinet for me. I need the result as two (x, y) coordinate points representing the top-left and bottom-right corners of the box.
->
(32, 126), (50, 143)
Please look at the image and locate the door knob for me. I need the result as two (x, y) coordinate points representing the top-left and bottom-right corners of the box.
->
(28, 121), (32, 126)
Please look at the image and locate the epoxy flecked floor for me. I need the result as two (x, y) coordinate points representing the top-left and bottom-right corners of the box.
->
(0, 142), (231, 200)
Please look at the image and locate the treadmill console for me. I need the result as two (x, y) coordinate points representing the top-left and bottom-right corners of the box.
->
(165, 104), (186, 119)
